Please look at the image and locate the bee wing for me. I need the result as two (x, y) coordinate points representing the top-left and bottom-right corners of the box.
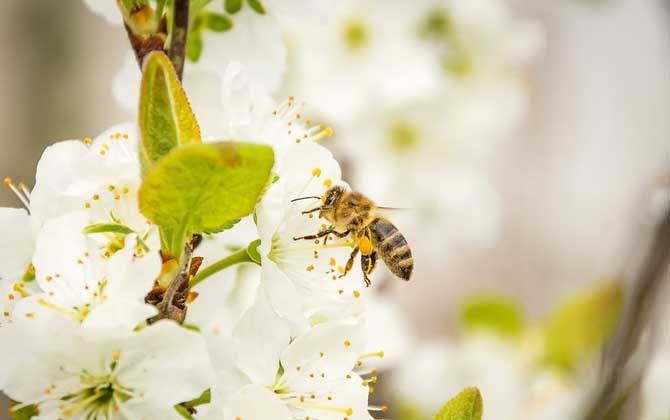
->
(376, 206), (411, 215)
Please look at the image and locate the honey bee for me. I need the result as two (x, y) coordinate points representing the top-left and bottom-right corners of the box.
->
(292, 186), (413, 286)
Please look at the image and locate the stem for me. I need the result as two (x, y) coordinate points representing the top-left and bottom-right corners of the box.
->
(169, 0), (190, 80)
(584, 208), (670, 419)
(190, 248), (255, 287)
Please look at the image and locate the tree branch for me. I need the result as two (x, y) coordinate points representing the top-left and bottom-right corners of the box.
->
(584, 207), (670, 419)
(169, 0), (190, 80)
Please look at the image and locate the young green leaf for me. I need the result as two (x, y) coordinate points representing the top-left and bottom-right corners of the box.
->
(225, 0), (243, 14)
(186, 31), (204, 62)
(433, 387), (483, 420)
(204, 12), (234, 32)
(139, 142), (274, 255)
(458, 294), (526, 339)
(247, 0), (266, 14)
(139, 51), (201, 174)
(543, 280), (624, 373)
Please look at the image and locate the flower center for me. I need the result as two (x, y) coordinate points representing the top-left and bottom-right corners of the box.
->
(11, 353), (136, 419)
(388, 121), (420, 152)
(342, 18), (368, 51)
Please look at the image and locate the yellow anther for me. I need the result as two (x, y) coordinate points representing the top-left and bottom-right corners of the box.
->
(323, 179), (332, 188)
(312, 167), (322, 177)
(3, 177), (12, 186)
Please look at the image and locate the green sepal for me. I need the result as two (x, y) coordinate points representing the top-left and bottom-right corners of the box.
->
(246, 239), (262, 264)
(10, 402), (38, 420)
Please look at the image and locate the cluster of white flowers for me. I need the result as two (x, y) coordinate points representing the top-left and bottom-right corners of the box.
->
(0, 4), (402, 420)
(0, 100), (388, 419)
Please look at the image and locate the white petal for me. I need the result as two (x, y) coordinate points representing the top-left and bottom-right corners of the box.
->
(230, 291), (290, 385)
(105, 235), (161, 303)
(81, 299), (157, 339)
(199, 9), (286, 92)
(0, 208), (34, 281)
(223, 384), (292, 420)
(33, 212), (99, 309)
(83, 0), (123, 25)
(261, 257), (304, 323)
(29, 141), (92, 226)
(117, 321), (214, 411)
(281, 318), (365, 385)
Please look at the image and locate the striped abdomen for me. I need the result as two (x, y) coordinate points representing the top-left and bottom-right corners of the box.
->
(369, 217), (413, 281)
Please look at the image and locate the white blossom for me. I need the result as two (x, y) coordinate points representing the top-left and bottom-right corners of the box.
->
(205, 310), (376, 420)
(1, 319), (213, 420)
(256, 142), (369, 326)
(14, 212), (160, 337)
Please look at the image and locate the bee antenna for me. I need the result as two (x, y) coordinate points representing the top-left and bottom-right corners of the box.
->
(290, 196), (321, 202)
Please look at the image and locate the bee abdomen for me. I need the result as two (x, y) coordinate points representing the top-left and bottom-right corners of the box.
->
(370, 218), (413, 281)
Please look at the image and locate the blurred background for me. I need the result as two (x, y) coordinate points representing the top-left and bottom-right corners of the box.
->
(1, 0), (670, 419)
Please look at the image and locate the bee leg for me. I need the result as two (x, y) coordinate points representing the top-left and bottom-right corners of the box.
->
(339, 247), (359, 278)
(323, 228), (351, 245)
(293, 228), (334, 241)
(360, 251), (377, 287)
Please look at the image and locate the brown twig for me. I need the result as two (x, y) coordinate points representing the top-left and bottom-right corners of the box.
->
(584, 207), (670, 419)
(168, 0), (190, 80)
(145, 234), (202, 324)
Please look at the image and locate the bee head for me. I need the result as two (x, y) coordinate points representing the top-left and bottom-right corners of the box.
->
(322, 185), (344, 209)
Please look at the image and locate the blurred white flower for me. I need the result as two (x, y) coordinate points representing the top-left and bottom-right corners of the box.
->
(285, 0), (441, 124)
(15, 212), (160, 337)
(1, 319), (212, 420)
(256, 142), (368, 326)
(83, 0), (123, 25)
(391, 337), (526, 420)
(419, 0), (543, 85)
(641, 349), (670, 420)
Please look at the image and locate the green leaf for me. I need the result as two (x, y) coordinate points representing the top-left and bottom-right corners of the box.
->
(433, 387), (483, 420)
(205, 12), (233, 31)
(543, 280), (624, 373)
(139, 51), (201, 175)
(83, 223), (134, 235)
(247, 0), (266, 14)
(10, 402), (38, 420)
(186, 31), (204, 62)
(225, 0), (243, 14)
(139, 142), (274, 256)
(246, 238), (262, 264)
(458, 295), (525, 339)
